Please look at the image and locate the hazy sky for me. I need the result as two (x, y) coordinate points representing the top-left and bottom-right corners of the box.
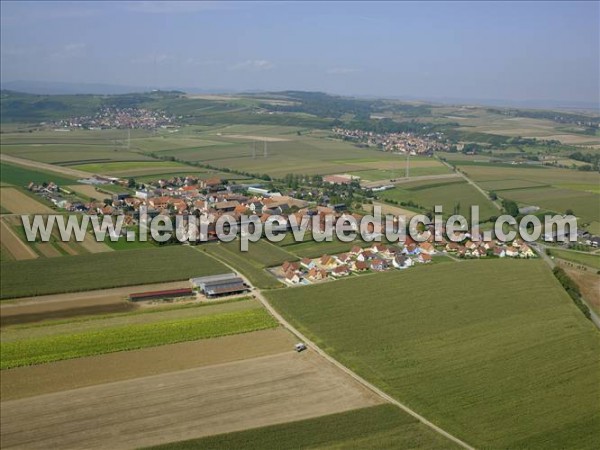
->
(1, 1), (598, 103)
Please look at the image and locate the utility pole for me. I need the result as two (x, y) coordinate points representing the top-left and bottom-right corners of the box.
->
(127, 128), (131, 150)
(252, 140), (256, 159)
(405, 151), (410, 178)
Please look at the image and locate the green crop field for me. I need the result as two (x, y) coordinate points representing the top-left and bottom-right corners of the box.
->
(379, 180), (498, 220)
(498, 187), (599, 222)
(146, 404), (457, 450)
(70, 161), (188, 176)
(1, 308), (276, 369)
(267, 259), (600, 449)
(0, 162), (77, 186)
(0, 143), (155, 165)
(0, 246), (228, 299)
(476, 178), (550, 191)
(548, 249), (600, 269)
(276, 233), (373, 258)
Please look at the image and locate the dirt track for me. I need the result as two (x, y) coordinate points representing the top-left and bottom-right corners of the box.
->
(1, 328), (295, 400)
(0, 219), (38, 260)
(0, 351), (381, 449)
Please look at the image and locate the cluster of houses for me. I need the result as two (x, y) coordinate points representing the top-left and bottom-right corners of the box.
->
(278, 240), (436, 285)
(332, 127), (449, 154)
(278, 235), (538, 286)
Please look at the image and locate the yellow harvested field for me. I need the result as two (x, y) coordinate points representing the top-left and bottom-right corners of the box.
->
(1, 328), (295, 400)
(33, 243), (61, 258)
(366, 202), (418, 218)
(0, 219), (38, 261)
(0, 188), (54, 214)
(80, 233), (113, 253)
(54, 241), (79, 255)
(65, 185), (112, 200)
(0, 352), (382, 449)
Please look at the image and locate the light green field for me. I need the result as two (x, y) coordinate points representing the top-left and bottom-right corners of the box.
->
(71, 160), (186, 176)
(0, 162), (77, 186)
(1, 307), (276, 369)
(456, 164), (600, 222)
(499, 187), (599, 222)
(146, 404), (457, 450)
(267, 259), (600, 449)
(379, 180), (498, 220)
(548, 249), (600, 269)
(0, 246), (228, 299)
(154, 132), (416, 178)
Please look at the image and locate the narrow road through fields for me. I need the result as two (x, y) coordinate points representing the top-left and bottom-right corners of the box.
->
(200, 247), (475, 450)
(436, 157), (503, 211)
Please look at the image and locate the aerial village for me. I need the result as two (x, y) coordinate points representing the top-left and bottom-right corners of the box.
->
(27, 172), (541, 291)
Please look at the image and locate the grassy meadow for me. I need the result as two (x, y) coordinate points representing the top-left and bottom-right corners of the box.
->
(146, 404), (457, 450)
(267, 259), (600, 449)
(0, 246), (227, 299)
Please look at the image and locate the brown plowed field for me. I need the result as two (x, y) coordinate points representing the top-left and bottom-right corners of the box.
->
(1, 351), (382, 449)
(0, 219), (38, 260)
(1, 328), (295, 400)
(0, 188), (54, 214)
(0, 281), (189, 326)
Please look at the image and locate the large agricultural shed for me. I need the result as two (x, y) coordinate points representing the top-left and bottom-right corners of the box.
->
(190, 273), (249, 297)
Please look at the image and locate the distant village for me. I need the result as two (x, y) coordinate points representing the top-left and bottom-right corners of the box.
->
(332, 127), (450, 154)
(50, 107), (176, 130)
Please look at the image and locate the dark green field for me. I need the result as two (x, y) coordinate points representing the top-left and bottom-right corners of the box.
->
(0, 246), (228, 299)
(378, 179), (499, 221)
(146, 404), (457, 450)
(0, 162), (77, 186)
(267, 259), (600, 449)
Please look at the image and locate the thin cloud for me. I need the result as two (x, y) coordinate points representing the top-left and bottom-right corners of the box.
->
(185, 58), (223, 67)
(131, 54), (172, 65)
(122, 1), (227, 14)
(326, 68), (361, 75)
(49, 43), (86, 60)
(230, 60), (274, 71)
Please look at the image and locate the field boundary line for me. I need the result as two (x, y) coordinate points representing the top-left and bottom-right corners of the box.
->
(199, 247), (476, 450)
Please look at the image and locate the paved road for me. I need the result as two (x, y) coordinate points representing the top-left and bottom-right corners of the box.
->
(200, 246), (475, 450)
(436, 157), (503, 211)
